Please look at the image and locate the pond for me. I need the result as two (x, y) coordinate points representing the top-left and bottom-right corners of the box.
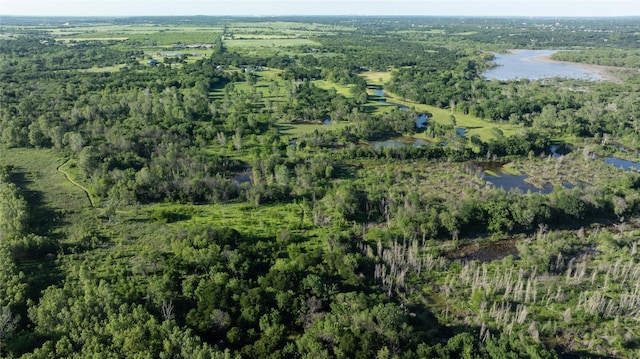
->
(456, 128), (467, 136)
(605, 157), (640, 171)
(486, 172), (555, 194)
(416, 113), (428, 128)
(374, 88), (410, 110)
(232, 165), (252, 185)
(373, 140), (406, 150)
(482, 50), (603, 81)
(472, 161), (558, 194)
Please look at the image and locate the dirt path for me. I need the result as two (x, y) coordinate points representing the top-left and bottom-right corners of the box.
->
(57, 159), (96, 208)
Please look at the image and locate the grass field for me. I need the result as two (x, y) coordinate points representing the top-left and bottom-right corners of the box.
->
(361, 71), (394, 85)
(0, 149), (90, 214)
(224, 38), (320, 48)
(226, 21), (355, 33)
(56, 37), (129, 42)
(413, 102), (522, 140)
(232, 34), (305, 40)
(312, 79), (354, 97)
(31, 24), (223, 45)
(0, 148), (93, 247)
(139, 201), (310, 238)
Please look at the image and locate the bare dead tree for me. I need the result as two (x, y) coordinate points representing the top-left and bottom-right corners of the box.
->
(0, 307), (18, 352)
(161, 299), (174, 321)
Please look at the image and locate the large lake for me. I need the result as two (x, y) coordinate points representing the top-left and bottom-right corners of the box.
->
(483, 50), (603, 81)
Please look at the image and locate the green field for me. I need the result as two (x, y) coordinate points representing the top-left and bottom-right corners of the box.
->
(0, 149), (90, 214)
(224, 38), (320, 48)
(312, 79), (354, 97)
(360, 70), (394, 85)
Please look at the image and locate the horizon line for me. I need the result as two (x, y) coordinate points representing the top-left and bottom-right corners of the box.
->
(2, 14), (639, 18)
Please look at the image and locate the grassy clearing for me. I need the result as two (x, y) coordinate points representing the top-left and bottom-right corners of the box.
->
(232, 34), (303, 40)
(227, 21), (355, 33)
(224, 38), (319, 48)
(0, 148), (91, 215)
(133, 201), (314, 239)
(361, 71), (393, 85)
(312, 79), (354, 97)
(41, 24), (223, 45)
(56, 37), (129, 42)
(419, 103), (522, 140)
(228, 69), (288, 100)
(393, 29), (446, 35)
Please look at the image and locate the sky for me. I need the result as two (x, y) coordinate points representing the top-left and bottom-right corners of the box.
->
(1, 0), (639, 17)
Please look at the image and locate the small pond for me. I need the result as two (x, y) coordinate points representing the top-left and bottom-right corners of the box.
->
(413, 139), (429, 147)
(232, 165), (252, 185)
(482, 50), (603, 81)
(605, 157), (640, 171)
(472, 161), (562, 194)
(455, 128), (467, 136)
(416, 113), (428, 128)
(373, 140), (406, 150)
(486, 173), (555, 194)
(549, 144), (573, 158)
(374, 88), (410, 110)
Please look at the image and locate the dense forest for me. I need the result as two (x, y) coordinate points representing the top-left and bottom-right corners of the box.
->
(1, 16), (640, 358)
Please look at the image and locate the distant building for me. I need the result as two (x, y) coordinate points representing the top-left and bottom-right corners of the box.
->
(147, 59), (160, 65)
(244, 66), (264, 73)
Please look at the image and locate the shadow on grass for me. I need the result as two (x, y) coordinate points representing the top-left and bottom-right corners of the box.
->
(7, 169), (65, 299)
(8, 171), (61, 238)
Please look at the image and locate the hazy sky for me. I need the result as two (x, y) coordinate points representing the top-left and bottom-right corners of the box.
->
(1, 0), (639, 17)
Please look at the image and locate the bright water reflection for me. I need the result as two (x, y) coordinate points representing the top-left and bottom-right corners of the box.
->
(483, 50), (603, 81)
(416, 114), (428, 128)
(473, 162), (568, 194)
(605, 157), (640, 171)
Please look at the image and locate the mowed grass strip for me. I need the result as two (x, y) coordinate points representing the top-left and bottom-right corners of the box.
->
(0, 148), (90, 213)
